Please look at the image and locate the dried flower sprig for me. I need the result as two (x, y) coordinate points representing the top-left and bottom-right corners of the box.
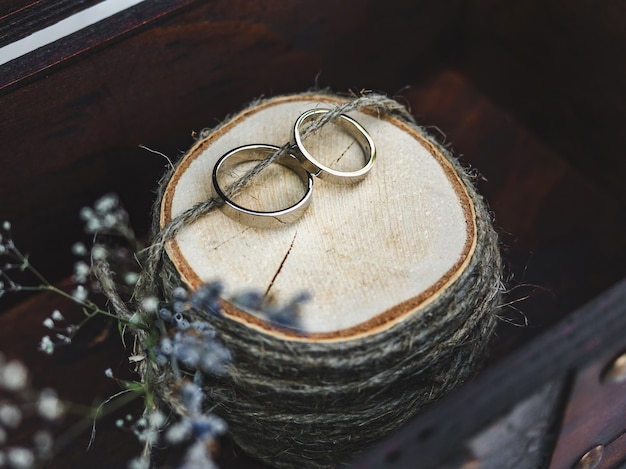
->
(153, 284), (231, 378)
(0, 193), (307, 468)
(79, 194), (136, 246)
(232, 289), (309, 330)
(0, 353), (65, 468)
(0, 219), (147, 358)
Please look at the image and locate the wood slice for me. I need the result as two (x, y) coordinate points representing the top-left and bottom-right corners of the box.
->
(161, 94), (476, 341)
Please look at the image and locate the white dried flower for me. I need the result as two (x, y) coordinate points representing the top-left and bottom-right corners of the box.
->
(72, 285), (88, 302)
(73, 261), (90, 283)
(94, 194), (118, 214)
(124, 272), (139, 285)
(2, 221), (11, 231)
(55, 334), (71, 344)
(39, 336), (54, 355)
(91, 245), (107, 260)
(86, 218), (102, 233)
(71, 242), (88, 257)
(128, 456), (150, 469)
(141, 297), (159, 313)
(104, 368), (114, 378)
(33, 430), (54, 457)
(138, 428), (158, 445)
(103, 213), (118, 228)
(148, 410), (166, 429)
(37, 389), (64, 421)
(0, 360), (28, 391)
(79, 206), (95, 220)
(43, 318), (54, 329)
(51, 310), (64, 321)
(165, 421), (191, 444)
(6, 447), (35, 469)
(0, 404), (22, 428)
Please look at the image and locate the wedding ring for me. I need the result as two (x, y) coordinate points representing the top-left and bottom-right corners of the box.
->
(212, 144), (314, 229)
(292, 108), (376, 184)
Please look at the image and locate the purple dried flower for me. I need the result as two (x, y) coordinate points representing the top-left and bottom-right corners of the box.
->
(188, 282), (223, 314)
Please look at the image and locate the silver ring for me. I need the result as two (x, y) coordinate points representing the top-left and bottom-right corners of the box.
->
(212, 144), (314, 229)
(292, 108), (376, 185)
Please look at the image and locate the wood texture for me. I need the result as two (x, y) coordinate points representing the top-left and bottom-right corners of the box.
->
(163, 94), (475, 339)
(549, 347), (626, 469)
(0, 0), (458, 287)
(0, 0), (102, 46)
(354, 278), (626, 469)
(0, 0), (197, 89)
(1, 0), (625, 467)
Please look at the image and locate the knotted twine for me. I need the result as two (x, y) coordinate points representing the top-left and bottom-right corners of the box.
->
(95, 92), (503, 468)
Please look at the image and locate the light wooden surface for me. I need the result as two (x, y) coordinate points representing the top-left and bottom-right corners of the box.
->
(161, 95), (476, 340)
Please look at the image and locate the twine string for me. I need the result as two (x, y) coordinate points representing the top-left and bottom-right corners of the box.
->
(93, 92), (503, 468)
(136, 93), (415, 300)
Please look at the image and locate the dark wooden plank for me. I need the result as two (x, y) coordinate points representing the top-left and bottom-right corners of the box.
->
(0, 0), (199, 91)
(548, 347), (626, 469)
(0, 1), (39, 19)
(0, 0), (101, 45)
(403, 71), (626, 354)
(352, 278), (626, 469)
(600, 432), (626, 469)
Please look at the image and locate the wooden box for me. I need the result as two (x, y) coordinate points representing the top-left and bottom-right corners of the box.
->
(1, 1), (625, 468)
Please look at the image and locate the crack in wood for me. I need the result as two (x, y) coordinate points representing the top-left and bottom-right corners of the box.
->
(211, 227), (252, 250)
(332, 140), (356, 167)
(264, 230), (298, 297)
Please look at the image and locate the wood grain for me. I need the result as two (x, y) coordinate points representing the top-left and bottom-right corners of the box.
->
(0, 0), (102, 46)
(354, 279), (626, 469)
(162, 94), (476, 339)
(548, 347), (626, 469)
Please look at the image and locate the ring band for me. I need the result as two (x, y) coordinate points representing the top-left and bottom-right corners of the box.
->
(212, 144), (314, 229)
(292, 108), (376, 185)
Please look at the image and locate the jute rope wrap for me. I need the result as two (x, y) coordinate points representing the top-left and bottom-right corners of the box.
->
(99, 92), (503, 468)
